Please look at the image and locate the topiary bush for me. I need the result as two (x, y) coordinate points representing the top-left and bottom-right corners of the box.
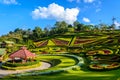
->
(88, 62), (120, 71)
(2, 60), (40, 67)
(49, 59), (62, 67)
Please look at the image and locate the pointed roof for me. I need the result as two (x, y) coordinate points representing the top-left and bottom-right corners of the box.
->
(9, 46), (36, 60)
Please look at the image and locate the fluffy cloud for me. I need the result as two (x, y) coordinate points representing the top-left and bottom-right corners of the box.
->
(67, 0), (74, 2)
(0, 0), (18, 5)
(67, 0), (80, 3)
(84, 0), (95, 3)
(68, 0), (95, 3)
(32, 3), (80, 24)
(83, 17), (90, 23)
(96, 8), (101, 12)
(114, 21), (120, 27)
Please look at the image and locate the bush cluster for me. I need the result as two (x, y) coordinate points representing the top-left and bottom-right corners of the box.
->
(2, 60), (40, 67)
(13, 54), (84, 77)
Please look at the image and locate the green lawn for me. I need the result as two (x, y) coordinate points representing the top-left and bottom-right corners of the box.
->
(4, 55), (78, 79)
(47, 40), (56, 46)
(5, 67), (120, 80)
(37, 55), (77, 70)
(56, 37), (72, 41)
(3, 32), (120, 80)
(4, 54), (120, 80)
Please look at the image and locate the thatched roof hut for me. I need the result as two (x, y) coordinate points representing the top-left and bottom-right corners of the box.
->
(9, 46), (36, 60)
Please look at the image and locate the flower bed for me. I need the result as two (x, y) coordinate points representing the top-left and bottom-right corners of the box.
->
(105, 62), (120, 69)
(86, 51), (97, 56)
(87, 49), (113, 56)
(89, 64), (104, 70)
(103, 50), (111, 54)
(41, 51), (48, 54)
(74, 39), (93, 44)
(52, 39), (69, 46)
(35, 40), (48, 47)
(98, 49), (113, 55)
(89, 62), (120, 70)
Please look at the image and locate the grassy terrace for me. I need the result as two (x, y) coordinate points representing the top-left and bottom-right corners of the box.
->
(4, 54), (120, 80)
(2, 31), (120, 80)
(4, 54), (81, 79)
(5, 65), (120, 80)
(38, 55), (77, 70)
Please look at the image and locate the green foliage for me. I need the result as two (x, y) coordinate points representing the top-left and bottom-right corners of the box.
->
(27, 40), (35, 49)
(2, 60), (40, 68)
(47, 59), (61, 67)
(7, 54), (83, 78)
(2, 21), (120, 80)
(1, 20), (120, 42)
(6, 45), (18, 53)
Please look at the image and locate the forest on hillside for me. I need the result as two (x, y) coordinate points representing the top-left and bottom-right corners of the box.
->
(0, 21), (117, 44)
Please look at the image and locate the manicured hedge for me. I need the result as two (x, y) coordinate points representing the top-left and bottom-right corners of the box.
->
(13, 54), (84, 77)
(1, 65), (15, 70)
(49, 59), (62, 67)
(2, 60), (40, 67)
(88, 62), (120, 71)
(1, 62), (41, 70)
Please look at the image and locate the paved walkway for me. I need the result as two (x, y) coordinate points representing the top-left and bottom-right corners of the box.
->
(0, 62), (51, 78)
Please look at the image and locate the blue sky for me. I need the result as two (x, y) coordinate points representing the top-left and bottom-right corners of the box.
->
(0, 0), (120, 35)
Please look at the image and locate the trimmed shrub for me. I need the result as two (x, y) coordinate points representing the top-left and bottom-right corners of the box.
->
(72, 66), (81, 71)
(49, 59), (61, 67)
(2, 60), (40, 67)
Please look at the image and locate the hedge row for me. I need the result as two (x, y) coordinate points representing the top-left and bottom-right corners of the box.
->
(88, 64), (120, 71)
(49, 59), (62, 67)
(2, 60), (40, 67)
(1, 62), (41, 70)
(13, 54), (84, 77)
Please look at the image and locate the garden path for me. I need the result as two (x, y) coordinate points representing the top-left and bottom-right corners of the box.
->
(0, 62), (51, 78)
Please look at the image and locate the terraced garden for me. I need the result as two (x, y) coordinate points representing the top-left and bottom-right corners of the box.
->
(2, 31), (120, 80)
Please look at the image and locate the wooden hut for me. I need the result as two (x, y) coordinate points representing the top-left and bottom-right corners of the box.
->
(9, 46), (36, 62)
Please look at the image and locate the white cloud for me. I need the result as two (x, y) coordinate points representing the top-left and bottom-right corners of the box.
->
(67, 0), (74, 2)
(114, 21), (120, 27)
(84, 0), (94, 3)
(83, 17), (90, 23)
(68, 0), (96, 3)
(0, 0), (18, 5)
(67, 0), (80, 3)
(32, 3), (80, 24)
(96, 8), (101, 12)
(76, 0), (80, 3)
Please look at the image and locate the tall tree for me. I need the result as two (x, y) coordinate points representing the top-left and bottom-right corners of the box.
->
(14, 28), (23, 34)
(54, 21), (68, 33)
(73, 21), (80, 27)
(44, 27), (49, 37)
(93, 25), (100, 33)
(32, 26), (42, 40)
(76, 23), (84, 32)
(100, 23), (108, 31)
